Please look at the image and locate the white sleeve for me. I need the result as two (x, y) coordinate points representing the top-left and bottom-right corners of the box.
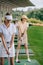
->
(16, 23), (18, 27)
(0, 25), (3, 33)
(12, 24), (16, 34)
(14, 25), (16, 34)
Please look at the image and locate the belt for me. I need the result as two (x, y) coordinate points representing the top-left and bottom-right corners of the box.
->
(7, 42), (10, 44)
(0, 41), (1, 42)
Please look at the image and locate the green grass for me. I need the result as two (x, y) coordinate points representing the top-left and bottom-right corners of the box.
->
(27, 26), (43, 65)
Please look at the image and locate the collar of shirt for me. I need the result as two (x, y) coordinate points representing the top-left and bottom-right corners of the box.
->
(3, 23), (10, 29)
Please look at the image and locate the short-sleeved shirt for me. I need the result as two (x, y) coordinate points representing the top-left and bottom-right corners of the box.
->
(17, 21), (29, 33)
(0, 23), (16, 42)
(17, 21), (29, 44)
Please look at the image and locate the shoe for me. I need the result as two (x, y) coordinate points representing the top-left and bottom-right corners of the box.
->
(28, 58), (31, 62)
(16, 59), (20, 63)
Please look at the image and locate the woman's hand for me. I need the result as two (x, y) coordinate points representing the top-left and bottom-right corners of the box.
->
(6, 49), (10, 55)
(21, 33), (24, 37)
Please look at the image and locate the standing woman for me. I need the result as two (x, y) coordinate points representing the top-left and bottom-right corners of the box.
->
(0, 13), (16, 65)
(16, 15), (31, 62)
(13, 18), (18, 36)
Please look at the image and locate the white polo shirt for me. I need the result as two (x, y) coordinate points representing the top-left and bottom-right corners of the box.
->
(0, 23), (16, 42)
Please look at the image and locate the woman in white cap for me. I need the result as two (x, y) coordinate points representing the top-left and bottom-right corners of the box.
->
(16, 15), (31, 63)
(0, 12), (16, 65)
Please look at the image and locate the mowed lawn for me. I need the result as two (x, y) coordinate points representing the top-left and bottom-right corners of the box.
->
(27, 26), (43, 65)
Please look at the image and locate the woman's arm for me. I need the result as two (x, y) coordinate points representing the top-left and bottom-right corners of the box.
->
(0, 33), (9, 55)
(10, 34), (14, 48)
(0, 33), (2, 37)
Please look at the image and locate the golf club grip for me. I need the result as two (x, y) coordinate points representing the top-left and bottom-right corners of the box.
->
(8, 47), (10, 65)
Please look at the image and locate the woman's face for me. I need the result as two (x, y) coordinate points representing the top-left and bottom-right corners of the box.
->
(22, 18), (27, 22)
(4, 18), (10, 24)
